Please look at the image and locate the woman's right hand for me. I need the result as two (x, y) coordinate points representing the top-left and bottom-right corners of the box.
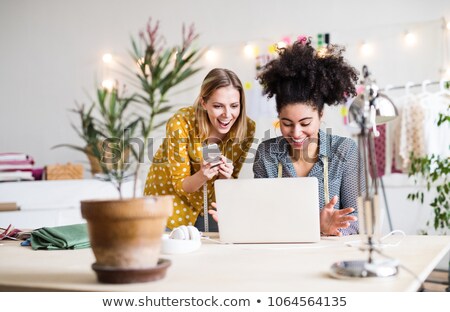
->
(200, 160), (220, 180)
(182, 160), (221, 194)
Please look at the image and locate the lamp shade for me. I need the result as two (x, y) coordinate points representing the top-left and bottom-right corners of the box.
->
(372, 93), (398, 124)
(348, 92), (398, 129)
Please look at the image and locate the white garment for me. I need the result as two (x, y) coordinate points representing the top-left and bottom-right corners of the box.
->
(421, 93), (450, 158)
(393, 94), (426, 171)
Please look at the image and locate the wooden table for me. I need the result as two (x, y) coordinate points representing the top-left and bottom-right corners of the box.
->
(0, 235), (449, 291)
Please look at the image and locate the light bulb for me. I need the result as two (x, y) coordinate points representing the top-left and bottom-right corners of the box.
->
(102, 53), (113, 63)
(360, 42), (373, 57)
(205, 49), (218, 62)
(102, 79), (115, 91)
(276, 41), (287, 49)
(447, 21), (450, 30)
(244, 44), (256, 58)
(317, 47), (329, 58)
(404, 32), (417, 46)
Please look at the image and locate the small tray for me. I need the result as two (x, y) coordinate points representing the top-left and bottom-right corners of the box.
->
(92, 259), (171, 284)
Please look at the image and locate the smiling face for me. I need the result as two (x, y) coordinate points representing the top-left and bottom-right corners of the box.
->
(202, 85), (241, 139)
(279, 103), (322, 152)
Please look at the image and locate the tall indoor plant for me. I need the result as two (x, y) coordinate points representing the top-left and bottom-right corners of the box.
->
(126, 18), (204, 195)
(59, 18), (203, 283)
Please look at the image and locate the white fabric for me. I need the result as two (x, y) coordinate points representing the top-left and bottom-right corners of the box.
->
(385, 90), (449, 174)
(391, 94), (426, 171)
(421, 93), (450, 157)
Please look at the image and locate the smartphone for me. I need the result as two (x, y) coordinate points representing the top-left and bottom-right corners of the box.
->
(202, 143), (222, 167)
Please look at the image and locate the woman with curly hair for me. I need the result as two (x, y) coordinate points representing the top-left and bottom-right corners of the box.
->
(253, 38), (361, 236)
(211, 39), (361, 236)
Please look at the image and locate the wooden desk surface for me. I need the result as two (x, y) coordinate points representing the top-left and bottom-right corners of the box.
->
(0, 235), (449, 292)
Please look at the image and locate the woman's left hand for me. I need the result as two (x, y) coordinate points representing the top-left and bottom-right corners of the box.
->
(218, 156), (234, 179)
(209, 202), (219, 222)
(319, 195), (357, 236)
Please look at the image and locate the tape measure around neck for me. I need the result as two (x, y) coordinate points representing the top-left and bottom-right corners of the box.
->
(323, 156), (329, 205)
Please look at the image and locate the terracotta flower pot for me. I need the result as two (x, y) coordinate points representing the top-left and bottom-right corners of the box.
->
(81, 196), (173, 283)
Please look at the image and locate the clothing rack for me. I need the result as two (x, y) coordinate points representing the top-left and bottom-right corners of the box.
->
(380, 80), (449, 92)
(376, 78), (449, 232)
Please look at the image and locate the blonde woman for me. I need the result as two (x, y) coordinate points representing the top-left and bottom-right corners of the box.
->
(144, 68), (255, 231)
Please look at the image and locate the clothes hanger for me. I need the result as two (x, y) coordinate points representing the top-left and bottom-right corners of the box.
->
(436, 79), (450, 96)
(404, 81), (414, 96)
(384, 84), (394, 92)
(417, 79), (432, 100)
(421, 80), (431, 94)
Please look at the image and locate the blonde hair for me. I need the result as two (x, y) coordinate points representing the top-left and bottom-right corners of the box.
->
(194, 68), (248, 142)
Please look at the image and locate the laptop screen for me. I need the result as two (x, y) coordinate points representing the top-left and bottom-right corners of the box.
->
(214, 177), (320, 243)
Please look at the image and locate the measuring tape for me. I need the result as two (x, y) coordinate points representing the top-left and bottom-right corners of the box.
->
(203, 183), (209, 232)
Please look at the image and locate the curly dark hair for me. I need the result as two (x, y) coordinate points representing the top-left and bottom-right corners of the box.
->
(257, 38), (359, 115)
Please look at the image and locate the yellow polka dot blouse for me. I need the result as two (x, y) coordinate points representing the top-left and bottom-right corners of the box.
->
(144, 106), (256, 229)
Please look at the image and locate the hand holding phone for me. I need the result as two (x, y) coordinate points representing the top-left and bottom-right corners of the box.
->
(202, 143), (222, 168)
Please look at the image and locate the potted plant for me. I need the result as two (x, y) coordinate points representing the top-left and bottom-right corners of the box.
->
(57, 18), (203, 283)
(55, 86), (137, 180)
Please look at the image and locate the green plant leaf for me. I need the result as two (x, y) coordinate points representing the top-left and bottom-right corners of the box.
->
(51, 144), (87, 154)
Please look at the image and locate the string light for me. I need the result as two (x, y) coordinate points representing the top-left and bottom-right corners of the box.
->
(360, 42), (373, 57)
(317, 47), (329, 58)
(404, 31), (417, 46)
(97, 20), (441, 78)
(101, 79), (115, 91)
(102, 53), (113, 63)
(243, 43), (255, 58)
(276, 41), (287, 49)
(205, 49), (218, 63)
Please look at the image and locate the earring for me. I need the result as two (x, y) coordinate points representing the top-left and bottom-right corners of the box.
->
(273, 120), (280, 128)
(273, 119), (281, 137)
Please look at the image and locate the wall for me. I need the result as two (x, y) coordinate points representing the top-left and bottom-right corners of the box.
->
(0, 0), (449, 238)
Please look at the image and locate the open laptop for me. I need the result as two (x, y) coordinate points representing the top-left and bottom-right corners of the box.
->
(214, 177), (320, 243)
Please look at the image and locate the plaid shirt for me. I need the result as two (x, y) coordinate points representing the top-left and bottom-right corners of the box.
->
(253, 129), (362, 235)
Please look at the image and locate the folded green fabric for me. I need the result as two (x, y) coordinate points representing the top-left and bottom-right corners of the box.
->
(30, 223), (90, 250)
